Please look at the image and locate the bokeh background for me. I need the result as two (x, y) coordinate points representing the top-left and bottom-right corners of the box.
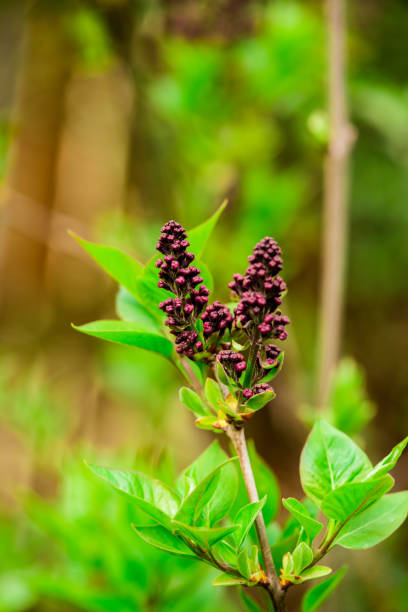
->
(0, 1), (407, 611)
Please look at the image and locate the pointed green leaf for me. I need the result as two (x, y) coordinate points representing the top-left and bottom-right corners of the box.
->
(212, 539), (238, 568)
(115, 286), (160, 332)
(300, 420), (372, 507)
(213, 573), (251, 587)
(270, 532), (299, 572)
(132, 524), (196, 558)
(179, 387), (211, 417)
(195, 415), (226, 432)
(298, 566), (332, 582)
(204, 378), (226, 411)
(244, 390), (276, 412)
(233, 497), (267, 550)
(321, 476), (394, 522)
(175, 458), (238, 526)
(365, 436), (408, 480)
(237, 545), (259, 580)
(282, 498), (323, 541)
(72, 320), (173, 358)
(70, 232), (143, 296)
(172, 521), (238, 548)
(188, 200), (227, 257)
(86, 463), (180, 528)
(176, 441), (228, 495)
(302, 566), (347, 612)
(291, 542), (313, 575)
(334, 491), (408, 549)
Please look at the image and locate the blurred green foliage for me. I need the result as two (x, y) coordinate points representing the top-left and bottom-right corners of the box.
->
(1, 0), (408, 610)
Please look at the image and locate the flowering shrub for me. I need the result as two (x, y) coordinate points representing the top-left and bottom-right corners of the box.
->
(72, 205), (408, 612)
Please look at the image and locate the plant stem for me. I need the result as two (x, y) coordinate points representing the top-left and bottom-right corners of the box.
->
(317, 0), (355, 408)
(227, 424), (287, 611)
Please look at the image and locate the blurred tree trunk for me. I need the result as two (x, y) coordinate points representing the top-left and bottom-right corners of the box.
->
(0, 6), (70, 332)
(317, 0), (355, 407)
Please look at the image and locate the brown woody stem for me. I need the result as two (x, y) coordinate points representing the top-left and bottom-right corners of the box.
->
(227, 424), (287, 611)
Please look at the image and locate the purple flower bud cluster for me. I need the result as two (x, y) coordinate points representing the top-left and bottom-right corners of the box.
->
(156, 221), (203, 295)
(258, 313), (290, 340)
(217, 349), (247, 382)
(229, 236), (289, 342)
(174, 330), (203, 357)
(201, 301), (233, 339)
(242, 383), (274, 400)
(156, 221), (210, 358)
(248, 237), (283, 276)
(264, 344), (281, 366)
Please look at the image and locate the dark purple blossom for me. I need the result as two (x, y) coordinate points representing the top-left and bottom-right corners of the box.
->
(258, 313), (290, 340)
(173, 330), (203, 357)
(201, 301), (233, 339)
(264, 344), (281, 366)
(217, 349), (247, 381)
(156, 221), (210, 360)
(242, 383), (274, 400)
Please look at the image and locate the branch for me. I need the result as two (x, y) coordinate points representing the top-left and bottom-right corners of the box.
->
(317, 0), (355, 408)
(227, 424), (287, 612)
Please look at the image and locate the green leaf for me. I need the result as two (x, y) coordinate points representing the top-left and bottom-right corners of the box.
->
(334, 491), (408, 549)
(70, 232), (143, 296)
(233, 497), (266, 550)
(172, 521), (238, 548)
(204, 378), (226, 411)
(282, 498), (323, 542)
(291, 542), (313, 575)
(248, 440), (280, 523)
(321, 476), (394, 522)
(195, 415), (226, 432)
(179, 387), (211, 417)
(176, 440), (228, 495)
(175, 458), (238, 526)
(86, 463), (180, 528)
(302, 566), (347, 612)
(213, 573), (250, 587)
(132, 524), (196, 558)
(299, 567), (332, 582)
(212, 539), (238, 568)
(244, 390), (275, 412)
(270, 532), (299, 572)
(365, 436), (408, 480)
(72, 320), (173, 358)
(188, 200), (227, 257)
(115, 286), (160, 332)
(300, 420), (372, 507)
(237, 545), (259, 580)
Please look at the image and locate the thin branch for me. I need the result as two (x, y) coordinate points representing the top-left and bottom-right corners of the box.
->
(317, 0), (355, 408)
(227, 424), (287, 612)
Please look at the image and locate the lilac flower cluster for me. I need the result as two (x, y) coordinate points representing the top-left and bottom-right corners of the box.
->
(156, 221), (209, 356)
(229, 237), (290, 342)
(155, 221), (288, 407)
(156, 221), (232, 358)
